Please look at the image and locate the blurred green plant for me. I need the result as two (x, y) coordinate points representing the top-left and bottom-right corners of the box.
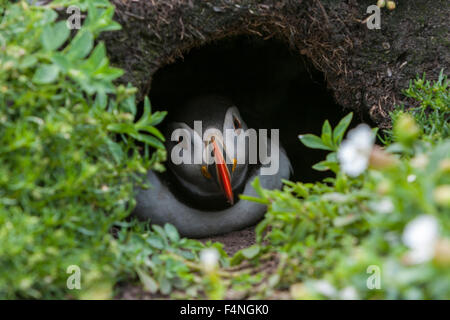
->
(389, 71), (449, 145)
(0, 0), (171, 298)
(240, 72), (449, 299)
(298, 112), (352, 173)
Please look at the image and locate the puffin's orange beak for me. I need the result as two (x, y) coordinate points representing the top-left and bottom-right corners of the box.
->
(212, 139), (234, 205)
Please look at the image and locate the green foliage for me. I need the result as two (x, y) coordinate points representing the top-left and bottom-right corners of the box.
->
(404, 70), (449, 112)
(0, 0), (169, 298)
(242, 72), (450, 299)
(384, 70), (449, 146)
(114, 221), (228, 298)
(298, 112), (353, 173)
(299, 112), (353, 152)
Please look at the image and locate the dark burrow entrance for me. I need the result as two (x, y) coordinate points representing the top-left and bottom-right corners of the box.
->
(149, 35), (365, 183)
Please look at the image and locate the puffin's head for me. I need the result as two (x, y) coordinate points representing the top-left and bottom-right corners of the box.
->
(165, 95), (249, 206)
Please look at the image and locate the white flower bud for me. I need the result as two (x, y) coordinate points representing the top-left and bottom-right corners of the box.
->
(402, 215), (439, 264)
(200, 248), (219, 272)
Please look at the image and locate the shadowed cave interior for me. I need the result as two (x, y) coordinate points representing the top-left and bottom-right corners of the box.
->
(149, 36), (367, 185)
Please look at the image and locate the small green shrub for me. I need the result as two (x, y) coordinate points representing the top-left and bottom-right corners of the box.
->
(241, 72), (450, 299)
(398, 71), (448, 142)
(0, 0), (169, 298)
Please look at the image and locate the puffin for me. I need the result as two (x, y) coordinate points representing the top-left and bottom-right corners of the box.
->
(133, 95), (291, 237)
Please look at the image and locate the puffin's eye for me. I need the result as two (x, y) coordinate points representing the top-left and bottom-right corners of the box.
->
(201, 165), (211, 179)
(233, 116), (242, 130)
(208, 137), (215, 156)
(178, 136), (183, 143)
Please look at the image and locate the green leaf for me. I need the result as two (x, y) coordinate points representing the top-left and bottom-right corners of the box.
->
(32, 64), (59, 84)
(51, 53), (71, 73)
(241, 245), (260, 259)
(41, 21), (70, 51)
(321, 120), (334, 149)
(299, 134), (333, 151)
(136, 97), (152, 127)
(151, 224), (167, 240)
(136, 268), (158, 293)
(135, 98), (167, 128)
(230, 245), (261, 265)
(107, 123), (136, 135)
(150, 111), (167, 126)
(66, 31), (94, 60)
(250, 177), (266, 197)
(94, 91), (108, 109)
(19, 56), (37, 69)
(40, 8), (58, 25)
(83, 42), (107, 72)
(326, 152), (338, 162)
(85, 4), (121, 33)
(96, 7), (122, 32)
(144, 96), (152, 114)
(146, 237), (165, 250)
(333, 112), (353, 145)
(132, 133), (165, 149)
(138, 126), (165, 141)
(255, 219), (270, 242)
(164, 224), (179, 243)
(93, 66), (123, 81)
(86, 0), (100, 24)
(312, 161), (330, 171)
(239, 194), (269, 205)
(120, 84), (137, 115)
(159, 277), (172, 295)
(312, 160), (339, 172)
(105, 138), (124, 164)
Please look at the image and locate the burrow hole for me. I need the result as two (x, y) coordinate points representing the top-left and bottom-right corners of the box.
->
(149, 35), (368, 182)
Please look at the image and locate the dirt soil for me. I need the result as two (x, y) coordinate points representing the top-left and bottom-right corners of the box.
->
(199, 226), (256, 256)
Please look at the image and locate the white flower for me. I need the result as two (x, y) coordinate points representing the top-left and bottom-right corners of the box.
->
(411, 154), (429, 169)
(402, 215), (439, 264)
(340, 286), (359, 300)
(375, 198), (394, 214)
(322, 192), (348, 203)
(338, 124), (375, 177)
(313, 280), (337, 297)
(407, 174), (417, 183)
(200, 248), (219, 272)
